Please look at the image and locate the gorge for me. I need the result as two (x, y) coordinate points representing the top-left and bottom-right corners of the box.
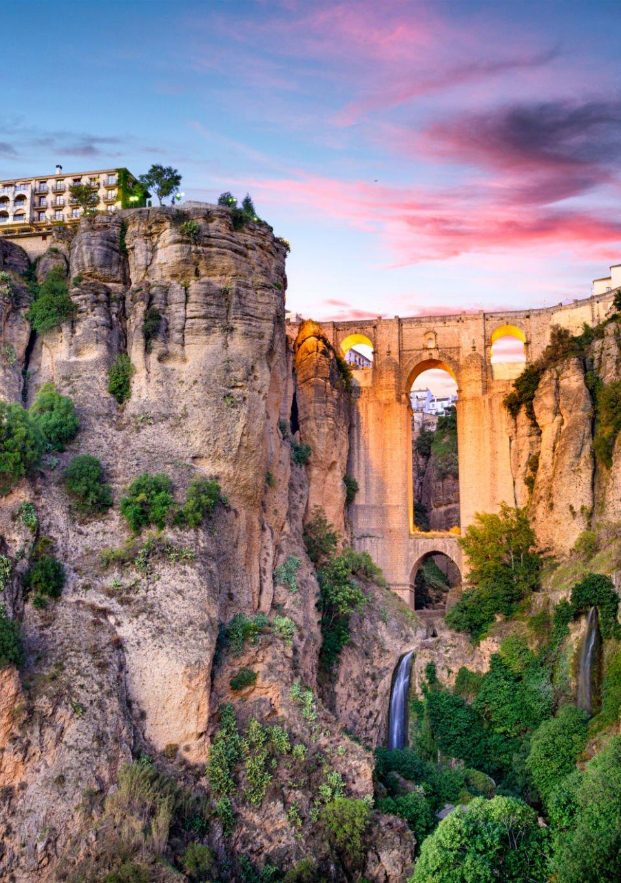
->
(0, 205), (620, 882)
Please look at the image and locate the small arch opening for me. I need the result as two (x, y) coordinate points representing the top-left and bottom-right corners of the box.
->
(490, 324), (526, 380)
(290, 390), (300, 435)
(411, 552), (461, 611)
(340, 333), (373, 369)
(410, 363), (459, 532)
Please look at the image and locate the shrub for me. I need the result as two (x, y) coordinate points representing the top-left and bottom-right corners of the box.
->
(343, 474), (358, 506)
(179, 219), (201, 243)
(29, 383), (79, 452)
(217, 191), (237, 207)
(303, 507), (338, 565)
(572, 529), (598, 560)
(0, 401), (44, 494)
(175, 478), (226, 528)
(107, 354), (135, 404)
(415, 428), (434, 458)
(17, 501), (38, 532)
(26, 266), (75, 333)
(0, 555), (11, 592)
(272, 615), (296, 644)
(142, 306), (162, 352)
(181, 842), (213, 881)
(207, 704), (241, 797)
(526, 705), (588, 805)
(321, 797), (370, 864)
(593, 380), (621, 466)
(378, 791), (434, 846)
(24, 554), (64, 604)
(120, 473), (174, 533)
(411, 796), (551, 883)
(318, 550), (367, 669)
(454, 666), (483, 700)
(221, 612), (270, 655)
(291, 441), (311, 465)
(570, 572), (620, 639)
(290, 680), (317, 721)
(283, 858), (317, 883)
(215, 796), (235, 835)
(0, 607), (23, 668)
(230, 668), (257, 691)
(274, 555), (301, 593)
(64, 454), (113, 515)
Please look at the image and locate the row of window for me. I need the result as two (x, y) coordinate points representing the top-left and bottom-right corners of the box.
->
(0, 205), (117, 223)
(34, 175), (117, 193)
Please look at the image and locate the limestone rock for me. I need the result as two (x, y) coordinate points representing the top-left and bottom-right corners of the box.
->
(0, 238), (29, 275)
(35, 246), (68, 282)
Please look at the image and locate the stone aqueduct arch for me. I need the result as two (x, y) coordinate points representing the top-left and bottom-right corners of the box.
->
(294, 292), (614, 607)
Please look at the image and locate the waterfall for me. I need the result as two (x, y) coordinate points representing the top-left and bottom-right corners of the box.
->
(388, 650), (415, 750)
(577, 607), (601, 715)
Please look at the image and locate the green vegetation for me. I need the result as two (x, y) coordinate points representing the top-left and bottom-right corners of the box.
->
(120, 473), (174, 533)
(570, 572), (620, 639)
(274, 555), (301, 593)
(410, 796), (551, 883)
(218, 191), (261, 230)
(17, 501), (38, 532)
(30, 383), (79, 452)
(24, 553), (64, 606)
(63, 454), (113, 515)
(0, 607), (23, 668)
(27, 266), (76, 333)
(414, 556), (451, 609)
(302, 507), (338, 565)
(431, 408), (458, 478)
(291, 440), (311, 465)
(139, 164), (182, 205)
(230, 667), (257, 691)
(69, 183), (99, 216)
(181, 842), (213, 881)
(107, 354), (135, 404)
(207, 704), (242, 797)
(179, 219), (201, 243)
(272, 615), (296, 644)
(526, 705), (588, 806)
(321, 797), (370, 865)
(0, 555), (11, 592)
(446, 504), (541, 641)
(290, 680), (317, 721)
(175, 478), (226, 528)
(343, 474), (358, 506)
(220, 612), (270, 655)
(0, 401), (44, 495)
(242, 719), (290, 806)
(593, 380), (621, 466)
(142, 306), (162, 352)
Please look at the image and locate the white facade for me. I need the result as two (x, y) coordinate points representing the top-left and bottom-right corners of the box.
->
(592, 264), (621, 296)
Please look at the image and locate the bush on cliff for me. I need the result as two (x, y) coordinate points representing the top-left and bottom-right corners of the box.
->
(446, 504), (541, 641)
(23, 554), (65, 606)
(0, 607), (23, 668)
(27, 266), (76, 334)
(107, 353), (135, 405)
(29, 383), (79, 452)
(175, 478), (226, 528)
(321, 797), (370, 866)
(526, 705), (588, 807)
(0, 401), (44, 495)
(570, 573), (620, 639)
(120, 473), (174, 533)
(64, 454), (113, 515)
(593, 380), (621, 467)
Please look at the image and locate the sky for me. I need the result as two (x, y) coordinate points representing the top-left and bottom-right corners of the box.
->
(2, 0), (621, 325)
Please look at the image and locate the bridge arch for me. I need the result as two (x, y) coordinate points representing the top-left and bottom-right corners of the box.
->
(403, 355), (459, 397)
(411, 548), (462, 611)
(489, 323), (527, 380)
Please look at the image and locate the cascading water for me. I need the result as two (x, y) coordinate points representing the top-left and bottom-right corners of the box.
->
(387, 650), (414, 749)
(577, 607), (601, 715)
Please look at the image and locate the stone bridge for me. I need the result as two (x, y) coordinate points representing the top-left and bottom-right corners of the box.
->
(301, 291), (613, 607)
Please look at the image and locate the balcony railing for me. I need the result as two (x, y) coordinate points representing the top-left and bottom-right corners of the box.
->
(54, 183), (65, 192)
(15, 184), (30, 193)
(54, 199), (65, 207)
(35, 185), (48, 193)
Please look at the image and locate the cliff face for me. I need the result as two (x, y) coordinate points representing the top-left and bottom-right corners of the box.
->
(508, 323), (621, 557)
(0, 211), (417, 882)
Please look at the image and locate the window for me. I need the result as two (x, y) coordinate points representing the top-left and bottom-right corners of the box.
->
(55, 197), (64, 207)
(107, 190), (116, 200)
(38, 198), (47, 207)
(54, 210), (64, 221)
(106, 174), (117, 185)
(71, 208), (80, 219)
(106, 205), (115, 213)
(37, 212), (46, 222)
(36, 182), (48, 193)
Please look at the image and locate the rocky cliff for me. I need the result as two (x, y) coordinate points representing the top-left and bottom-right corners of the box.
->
(0, 209), (418, 882)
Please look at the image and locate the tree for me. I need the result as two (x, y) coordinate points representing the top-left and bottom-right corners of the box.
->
(526, 705), (588, 806)
(27, 266), (76, 334)
(29, 383), (79, 452)
(64, 454), (113, 515)
(411, 796), (551, 883)
(0, 402), (44, 495)
(69, 183), (99, 216)
(139, 164), (182, 205)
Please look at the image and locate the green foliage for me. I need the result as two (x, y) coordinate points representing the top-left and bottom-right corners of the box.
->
(242, 719), (273, 806)
(454, 666), (483, 700)
(27, 266), (76, 333)
(303, 507), (338, 565)
(274, 555), (301, 593)
(218, 191), (261, 230)
(207, 704), (241, 797)
(553, 736), (621, 882)
(118, 220), (128, 255)
(69, 183), (99, 215)
(317, 548), (367, 669)
(142, 306), (162, 352)
(378, 791), (435, 846)
(415, 427), (434, 458)
(596, 646), (621, 727)
(593, 380), (621, 466)
(221, 612), (270, 655)
(29, 383), (79, 452)
(272, 615), (296, 644)
(290, 680), (317, 721)
(0, 607), (23, 668)
(139, 164), (182, 205)
(181, 842), (213, 881)
(430, 407), (458, 479)
(282, 857), (317, 882)
(414, 556), (450, 609)
(343, 474), (358, 506)
(175, 478), (226, 528)
(215, 796), (235, 835)
(291, 440), (311, 465)
(572, 529), (598, 560)
(570, 572), (620, 639)
(179, 219), (201, 243)
(230, 667), (257, 691)
(411, 796), (551, 883)
(321, 797), (370, 864)
(526, 705), (588, 806)
(0, 271), (17, 304)
(218, 192), (237, 207)
(17, 501), (38, 532)
(0, 555), (11, 592)
(447, 504), (541, 640)
(104, 863), (150, 883)
(120, 473), (174, 533)
(0, 401), (43, 495)
(107, 354), (135, 404)
(24, 554), (65, 604)
(414, 501), (430, 531)
(64, 454), (113, 515)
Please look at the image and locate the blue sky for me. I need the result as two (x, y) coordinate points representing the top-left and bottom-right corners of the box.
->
(2, 0), (621, 320)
